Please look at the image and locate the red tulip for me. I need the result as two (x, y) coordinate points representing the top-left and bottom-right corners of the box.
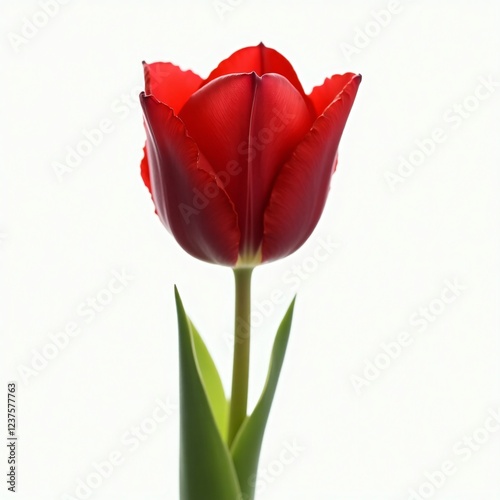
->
(140, 43), (361, 267)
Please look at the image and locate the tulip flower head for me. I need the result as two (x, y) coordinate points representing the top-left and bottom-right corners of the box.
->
(140, 43), (361, 267)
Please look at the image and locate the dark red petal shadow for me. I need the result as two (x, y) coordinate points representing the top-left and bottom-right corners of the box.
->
(143, 62), (203, 115)
(179, 73), (313, 257)
(141, 93), (239, 265)
(262, 74), (362, 262)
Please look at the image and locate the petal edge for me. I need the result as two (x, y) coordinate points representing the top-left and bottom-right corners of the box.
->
(143, 62), (203, 115)
(203, 43), (307, 100)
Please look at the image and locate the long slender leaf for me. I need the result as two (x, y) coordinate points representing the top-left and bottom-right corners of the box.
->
(230, 298), (296, 500)
(190, 319), (229, 442)
(175, 287), (242, 500)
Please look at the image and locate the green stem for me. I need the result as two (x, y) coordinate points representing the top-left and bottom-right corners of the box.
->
(228, 267), (253, 446)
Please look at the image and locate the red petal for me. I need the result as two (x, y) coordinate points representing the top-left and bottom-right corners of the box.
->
(262, 74), (362, 262)
(179, 73), (313, 257)
(143, 62), (203, 115)
(141, 93), (239, 265)
(140, 144), (160, 215)
(308, 73), (358, 117)
(140, 144), (151, 194)
(204, 43), (307, 100)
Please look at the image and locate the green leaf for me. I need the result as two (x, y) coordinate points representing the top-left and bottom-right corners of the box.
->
(175, 287), (242, 500)
(189, 318), (229, 442)
(230, 298), (296, 500)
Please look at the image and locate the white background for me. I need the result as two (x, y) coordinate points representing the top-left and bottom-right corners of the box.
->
(1, 1), (499, 499)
